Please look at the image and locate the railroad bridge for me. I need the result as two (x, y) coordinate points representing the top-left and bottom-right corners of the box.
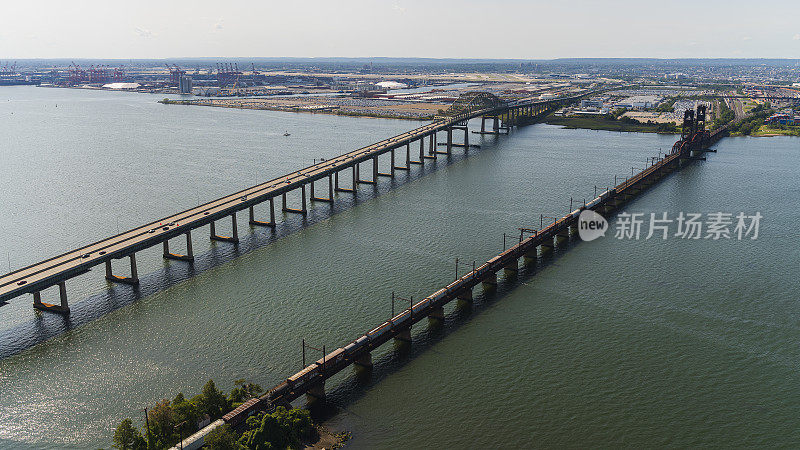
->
(0, 90), (582, 313)
(176, 104), (727, 449)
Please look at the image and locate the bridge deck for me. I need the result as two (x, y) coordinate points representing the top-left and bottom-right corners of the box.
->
(268, 129), (727, 407)
(0, 95), (579, 304)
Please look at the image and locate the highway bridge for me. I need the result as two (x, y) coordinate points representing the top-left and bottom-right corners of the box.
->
(174, 105), (727, 450)
(0, 90), (594, 314)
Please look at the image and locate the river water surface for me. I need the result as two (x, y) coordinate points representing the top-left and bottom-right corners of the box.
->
(0, 86), (798, 448)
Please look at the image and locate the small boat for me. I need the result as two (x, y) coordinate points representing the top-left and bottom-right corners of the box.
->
(283, 131), (291, 136)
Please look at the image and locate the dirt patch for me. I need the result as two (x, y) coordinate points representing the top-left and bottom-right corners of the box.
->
(302, 425), (351, 449)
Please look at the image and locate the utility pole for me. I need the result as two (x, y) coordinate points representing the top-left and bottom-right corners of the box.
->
(143, 408), (151, 450)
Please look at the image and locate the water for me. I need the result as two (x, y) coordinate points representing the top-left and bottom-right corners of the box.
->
(0, 86), (798, 448)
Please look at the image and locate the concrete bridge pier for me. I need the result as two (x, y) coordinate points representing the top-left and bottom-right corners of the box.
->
(457, 288), (473, 305)
(32, 281), (70, 314)
(482, 272), (498, 291)
(446, 128), (453, 154)
(356, 159), (378, 185)
(540, 238), (554, 255)
(503, 259), (519, 276)
(556, 228), (570, 244)
(211, 213), (240, 243)
(415, 138), (425, 163)
(306, 380), (325, 402)
(163, 231), (194, 262)
(569, 222), (579, 236)
(282, 185), (308, 214)
(396, 143), (412, 170)
(429, 305), (445, 321)
(354, 352), (373, 369)
(394, 327), (412, 344)
(334, 167), (357, 193)
(475, 115), (501, 135)
(105, 254), (140, 285)
(423, 134), (437, 159)
(310, 175), (335, 203)
(249, 199), (276, 227)
(378, 150), (395, 177)
(522, 249), (537, 265)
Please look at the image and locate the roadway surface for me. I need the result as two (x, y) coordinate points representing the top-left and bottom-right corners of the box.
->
(0, 94), (578, 304)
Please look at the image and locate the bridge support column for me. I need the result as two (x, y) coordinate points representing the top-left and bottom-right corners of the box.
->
(249, 202), (275, 227)
(457, 288), (473, 305)
(378, 151), (395, 177)
(356, 160), (377, 185)
(482, 272), (497, 290)
(429, 305), (445, 321)
(354, 352), (372, 369)
(282, 185), (308, 214)
(394, 328), (411, 344)
(464, 126), (469, 149)
(423, 134), (436, 159)
(540, 238), (554, 255)
(569, 223), (579, 236)
(163, 231), (194, 262)
(310, 176), (335, 203)
(503, 258), (518, 275)
(32, 281), (70, 314)
(334, 168), (356, 193)
(105, 254), (140, 284)
(306, 380), (325, 401)
(446, 128), (453, 154)
(396, 143), (412, 170)
(210, 216), (240, 243)
(556, 229), (570, 244)
(523, 250), (537, 265)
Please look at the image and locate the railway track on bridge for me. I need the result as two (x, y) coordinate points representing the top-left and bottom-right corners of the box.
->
(174, 106), (728, 450)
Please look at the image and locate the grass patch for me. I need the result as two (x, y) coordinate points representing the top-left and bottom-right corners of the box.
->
(544, 115), (678, 134)
(749, 125), (800, 137)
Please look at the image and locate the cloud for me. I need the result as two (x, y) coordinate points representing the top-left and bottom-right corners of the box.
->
(742, 36), (752, 41)
(794, 33), (800, 41)
(134, 27), (155, 39)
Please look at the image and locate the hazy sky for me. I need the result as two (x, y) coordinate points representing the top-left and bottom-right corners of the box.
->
(1, 0), (799, 59)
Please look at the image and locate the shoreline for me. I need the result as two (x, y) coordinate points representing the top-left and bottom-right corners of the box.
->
(545, 115), (798, 137)
(543, 115), (679, 134)
(159, 98), (433, 121)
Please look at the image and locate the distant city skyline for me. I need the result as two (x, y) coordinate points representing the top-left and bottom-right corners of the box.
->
(1, 0), (799, 60)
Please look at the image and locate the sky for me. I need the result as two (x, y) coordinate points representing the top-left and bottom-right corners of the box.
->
(1, 0), (799, 60)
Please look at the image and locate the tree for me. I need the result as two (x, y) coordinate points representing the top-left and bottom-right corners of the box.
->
(113, 419), (146, 450)
(205, 424), (242, 450)
(229, 379), (263, 406)
(148, 399), (176, 447)
(238, 407), (313, 450)
(199, 379), (230, 420)
(240, 413), (287, 450)
(172, 392), (200, 439)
